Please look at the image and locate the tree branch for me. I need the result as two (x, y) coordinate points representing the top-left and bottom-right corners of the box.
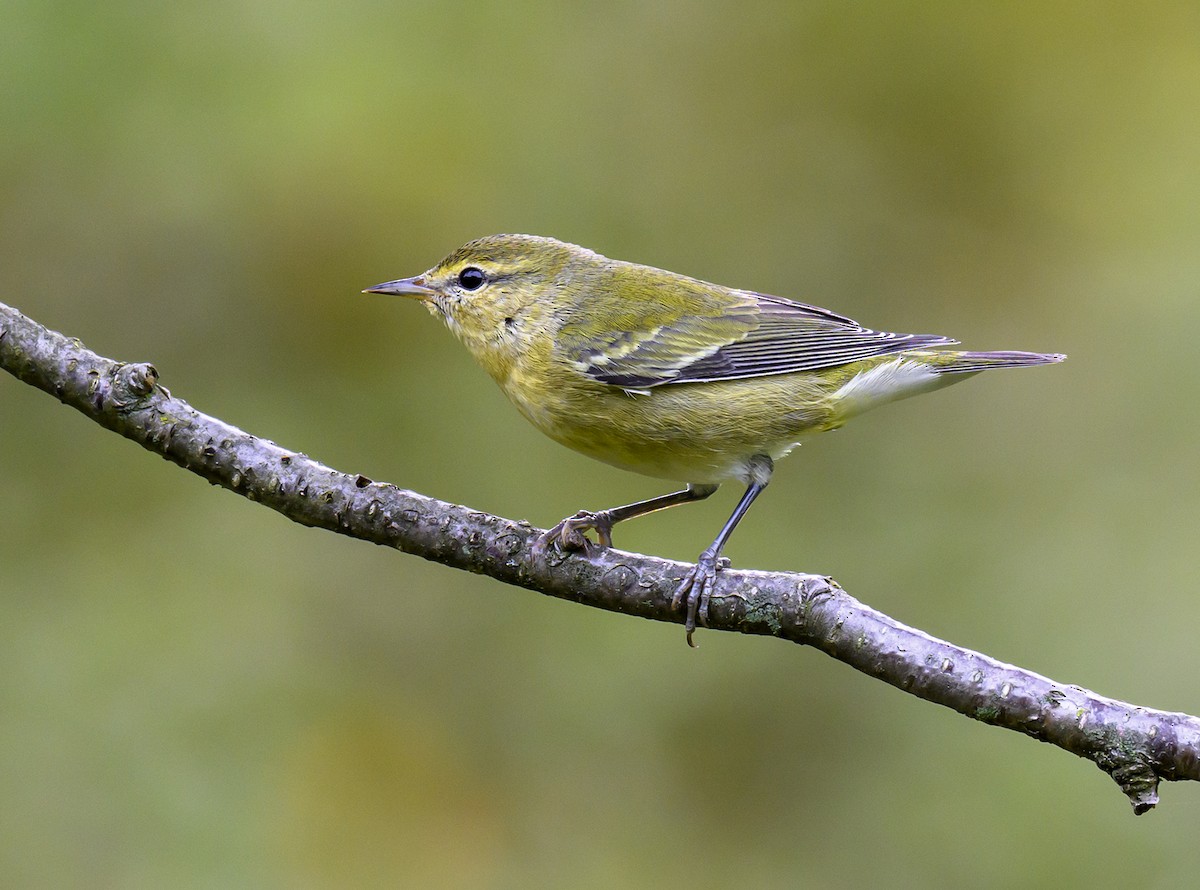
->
(3, 299), (1197, 814)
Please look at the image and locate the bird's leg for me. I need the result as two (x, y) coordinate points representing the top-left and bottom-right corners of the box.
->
(673, 455), (773, 647)
(535, 483), (719, 556)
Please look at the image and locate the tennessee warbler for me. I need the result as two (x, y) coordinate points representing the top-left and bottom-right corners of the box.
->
(366, 234), (1064, 645)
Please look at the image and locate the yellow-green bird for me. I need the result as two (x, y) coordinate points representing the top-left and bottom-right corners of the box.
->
(366, 234), (1064, 645)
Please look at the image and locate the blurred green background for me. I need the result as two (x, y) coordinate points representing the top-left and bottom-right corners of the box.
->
(3, 1), (1199, 886)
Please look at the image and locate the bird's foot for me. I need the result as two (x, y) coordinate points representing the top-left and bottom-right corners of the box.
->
(671, 550), (731, 647)
(533, 509), (615, 561)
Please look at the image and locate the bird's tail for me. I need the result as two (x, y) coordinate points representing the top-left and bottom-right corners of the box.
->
(924, 350), (1066, 374)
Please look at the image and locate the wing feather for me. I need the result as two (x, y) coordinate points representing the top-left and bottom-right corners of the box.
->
(563, 286), (955, 389)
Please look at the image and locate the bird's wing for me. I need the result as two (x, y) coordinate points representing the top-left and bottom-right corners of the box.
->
(560, 288), (956, 389)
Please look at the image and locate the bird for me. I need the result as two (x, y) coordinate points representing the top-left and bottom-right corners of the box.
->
(365, 234), (1064, 645)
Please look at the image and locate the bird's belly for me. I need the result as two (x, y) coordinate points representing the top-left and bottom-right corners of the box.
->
(504, 371), (838, 484)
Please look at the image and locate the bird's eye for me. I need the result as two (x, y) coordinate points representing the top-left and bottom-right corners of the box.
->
(458, 267), (486, 290)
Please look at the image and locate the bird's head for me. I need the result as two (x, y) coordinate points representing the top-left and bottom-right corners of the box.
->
(365, 234), (599, 376)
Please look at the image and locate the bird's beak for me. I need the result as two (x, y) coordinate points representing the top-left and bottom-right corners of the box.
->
(362, 276), (438, 300)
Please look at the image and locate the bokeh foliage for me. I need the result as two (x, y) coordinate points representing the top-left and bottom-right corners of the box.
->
(3, 2), (1200, 886)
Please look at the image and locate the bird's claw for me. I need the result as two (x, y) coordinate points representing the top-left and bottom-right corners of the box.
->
(672, 549), (727, 647)
(533, 509), (614, 561)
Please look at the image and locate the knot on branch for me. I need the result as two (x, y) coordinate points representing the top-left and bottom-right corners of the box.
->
(111, 362), (159, 408)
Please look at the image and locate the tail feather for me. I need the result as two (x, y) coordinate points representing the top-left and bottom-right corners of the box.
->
(929, 350), (1066, 374)
(830, 349), (1064, 419)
